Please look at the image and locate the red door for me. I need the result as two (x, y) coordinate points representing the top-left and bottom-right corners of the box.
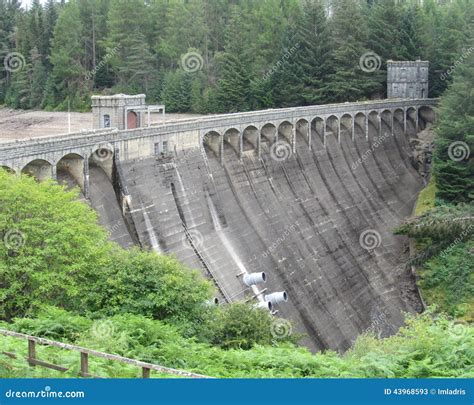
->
(127, 111), (138, 129)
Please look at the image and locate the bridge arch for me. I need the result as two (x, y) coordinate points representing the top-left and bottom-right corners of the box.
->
(21, 159), (53, 181)
(380, 109), (393, 137)
(296, 118), (310, 148)
(203, 130), (223, 162)
(325, 115), (340, 145)
(367, 111), (381, 141)
(340, 113), (353, 141)
(1, 165), (16, 175)
(261, 123), (277, 146)
(223, 128), (241, 158)
(56, 153), (85, 192)
(418, 105), (436, 130)
(311, 116), (325, 147)
(89, 144), (114, 180)
(406, 107), (418, 134)
(277, 120), (294, 148)
(242, 125), (260, 154)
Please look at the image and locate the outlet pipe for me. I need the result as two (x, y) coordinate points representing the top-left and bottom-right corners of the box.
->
(254, 301), (273, 311)
(243, 272), (266, 287)
(265, 291), (288, 305)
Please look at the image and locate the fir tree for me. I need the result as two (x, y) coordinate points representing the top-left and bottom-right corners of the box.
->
(433, 51), (474, 203)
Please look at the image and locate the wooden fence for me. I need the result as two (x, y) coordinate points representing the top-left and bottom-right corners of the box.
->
(0, 328), (213, 379)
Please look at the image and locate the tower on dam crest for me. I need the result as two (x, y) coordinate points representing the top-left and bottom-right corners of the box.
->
(387, 60), (429, 99)
(91, 94), (165, 130)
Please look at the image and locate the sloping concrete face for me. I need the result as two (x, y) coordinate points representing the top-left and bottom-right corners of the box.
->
(120, 111), (425, 352)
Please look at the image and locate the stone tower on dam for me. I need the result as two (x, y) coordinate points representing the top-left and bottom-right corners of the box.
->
(387, 60), (429, 99)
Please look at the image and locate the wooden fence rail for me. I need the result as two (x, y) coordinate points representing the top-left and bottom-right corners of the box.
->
(0, 328), (213, 379)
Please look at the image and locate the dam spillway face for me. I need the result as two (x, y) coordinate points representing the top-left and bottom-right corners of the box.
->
(119, 113), (427, 352)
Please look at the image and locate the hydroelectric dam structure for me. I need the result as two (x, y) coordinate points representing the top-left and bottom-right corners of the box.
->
(0, 97), (438, 352)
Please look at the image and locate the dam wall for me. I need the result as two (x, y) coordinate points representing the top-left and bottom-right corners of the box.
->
(0, 98), (437, 351)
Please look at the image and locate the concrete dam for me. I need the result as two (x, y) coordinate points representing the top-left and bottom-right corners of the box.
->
(0, 97), (437, 352)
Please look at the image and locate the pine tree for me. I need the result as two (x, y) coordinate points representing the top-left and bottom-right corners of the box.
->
(270, 0), (331, 107)
(214, 51), (250, 113)
(323, 0), (378, 102)
(29, 47), (46, 108)
(106, 0), (155, 93)
(433, 51), (474, 203)
(48, 0), (87, 109)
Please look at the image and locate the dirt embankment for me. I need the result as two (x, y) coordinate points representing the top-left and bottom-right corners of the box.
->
(0, 108), (202, 142)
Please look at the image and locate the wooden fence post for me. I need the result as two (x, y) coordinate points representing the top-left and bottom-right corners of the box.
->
(27, 339), (36, 366)
(80, 352), (89, 377)
(142, 367), (151, 378)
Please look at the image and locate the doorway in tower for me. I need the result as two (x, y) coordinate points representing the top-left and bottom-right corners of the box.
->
(127, 111), (138, 129)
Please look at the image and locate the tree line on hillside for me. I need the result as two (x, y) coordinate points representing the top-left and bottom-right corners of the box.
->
(0, 0), (472, 112)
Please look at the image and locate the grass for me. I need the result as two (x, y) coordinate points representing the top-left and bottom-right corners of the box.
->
(415, 175), (437, 216)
